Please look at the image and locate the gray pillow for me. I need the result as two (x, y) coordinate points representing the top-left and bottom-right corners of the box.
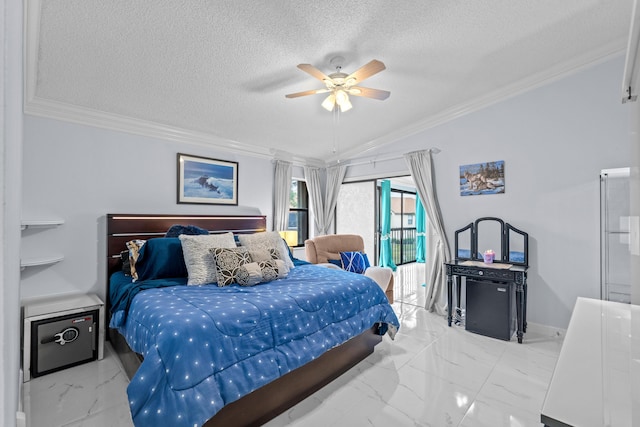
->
(179, 233), (236, 285)
(237, 231), (294, 269)
(209, 247), (251, 286)
(248, 247), (280, 262)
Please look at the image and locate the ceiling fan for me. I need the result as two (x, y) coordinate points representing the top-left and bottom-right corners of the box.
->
(285, 57), (390, 112)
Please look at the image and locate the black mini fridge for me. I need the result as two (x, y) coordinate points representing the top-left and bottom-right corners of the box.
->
(465, 280), (516, 341)
(30, 310), (99, 377)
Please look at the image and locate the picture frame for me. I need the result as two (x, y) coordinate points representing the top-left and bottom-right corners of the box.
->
(177, 153), (238, 205)
(459, 160), (505, 196)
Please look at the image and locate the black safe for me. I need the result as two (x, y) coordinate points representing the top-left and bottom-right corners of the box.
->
(30, 309), (99, 378)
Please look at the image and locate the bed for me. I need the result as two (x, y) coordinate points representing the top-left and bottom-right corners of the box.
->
(106, 214), (399, 427)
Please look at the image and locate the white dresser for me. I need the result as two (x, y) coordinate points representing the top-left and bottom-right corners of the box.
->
(541, 297), (640, 427)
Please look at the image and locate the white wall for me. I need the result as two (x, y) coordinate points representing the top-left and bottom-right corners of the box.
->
(346, 56), (631, 329)
(22, 117), (275, 303)
(2, 0), (24, 425)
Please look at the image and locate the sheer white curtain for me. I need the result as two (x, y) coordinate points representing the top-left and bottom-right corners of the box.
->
(304, 166), (325, 235)
(324, 164), (347, 234)
(404, 149), (451, 314)
(273, 160), (292, 232)
(304, 164), (346, 235)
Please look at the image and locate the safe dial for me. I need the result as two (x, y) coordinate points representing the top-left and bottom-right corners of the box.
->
(40, 327), (80, 346)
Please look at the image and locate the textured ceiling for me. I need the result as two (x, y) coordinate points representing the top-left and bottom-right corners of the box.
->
(28, 0), (632, 164)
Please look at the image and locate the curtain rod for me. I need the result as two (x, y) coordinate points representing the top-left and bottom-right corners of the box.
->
(342, 148), (441, 168)
(272, 148), (441, 169)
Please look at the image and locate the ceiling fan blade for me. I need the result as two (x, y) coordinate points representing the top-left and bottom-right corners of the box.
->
(297, 64), (331, 82)
(346, 60), (386, 84)
(285, 88), (329, 98)
(348, 86), (390, 100)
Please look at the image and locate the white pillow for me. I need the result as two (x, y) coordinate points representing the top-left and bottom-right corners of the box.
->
(273, 259), (290, 278)
(237, 231), (294, 269)
(235, 262), (264, 286)
(179, 233), (237, 285)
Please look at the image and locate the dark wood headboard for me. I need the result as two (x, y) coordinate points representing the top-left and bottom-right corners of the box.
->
(106, 214), (267, 307)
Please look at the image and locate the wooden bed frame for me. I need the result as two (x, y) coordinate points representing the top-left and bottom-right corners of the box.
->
(106, 214), (383, 426)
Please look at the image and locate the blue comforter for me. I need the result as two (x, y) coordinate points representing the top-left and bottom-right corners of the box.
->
(110, 264), (399, 427)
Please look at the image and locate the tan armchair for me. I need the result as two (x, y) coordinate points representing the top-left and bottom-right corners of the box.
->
(304, 234), (394, 303)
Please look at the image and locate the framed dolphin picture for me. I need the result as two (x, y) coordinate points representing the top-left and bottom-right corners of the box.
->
(177, 153), (238, 205)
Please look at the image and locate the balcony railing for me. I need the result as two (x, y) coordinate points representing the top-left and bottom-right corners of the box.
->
(389, 227), (417, 265)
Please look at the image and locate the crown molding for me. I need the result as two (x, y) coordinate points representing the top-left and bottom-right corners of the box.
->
(331, 44), (627, 164)
(25, 97), (280, 157)
(24, 94), (327, 168)
(24, 96), (328, 167)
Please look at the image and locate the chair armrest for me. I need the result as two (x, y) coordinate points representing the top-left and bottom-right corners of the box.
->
(364, 266), (393, 292)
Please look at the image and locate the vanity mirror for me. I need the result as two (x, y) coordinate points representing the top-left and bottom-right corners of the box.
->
(454, 217), (528, 267)
(454, 223), (473, 260)
(475, 218), (503, 262)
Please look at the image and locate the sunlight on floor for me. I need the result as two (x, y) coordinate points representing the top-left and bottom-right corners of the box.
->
(394, 262), (426, 307)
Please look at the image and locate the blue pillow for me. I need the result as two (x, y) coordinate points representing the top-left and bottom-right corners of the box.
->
(279, 238), (312, 266)
(363, 253), (371, 269)
(135, 238), (188, 280)
(282, 238), (296, 262)
(340, 251), (369, 274)
(165, 224), (209, 238)
(327, 259), (342, 268)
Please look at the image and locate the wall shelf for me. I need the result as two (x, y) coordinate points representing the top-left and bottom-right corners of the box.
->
(20, 218), (64, 271)
(21, 219), (64, 230)
(20, 255), (64, 270)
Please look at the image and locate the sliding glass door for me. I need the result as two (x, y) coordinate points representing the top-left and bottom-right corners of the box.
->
(383, 186), (417, 266)
(336, 177), (420, 267)
(336, 181), (378, 262)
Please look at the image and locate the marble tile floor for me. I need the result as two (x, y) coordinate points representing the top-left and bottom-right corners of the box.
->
(393, 262), (427, 306)
(23, 301), (563, 427)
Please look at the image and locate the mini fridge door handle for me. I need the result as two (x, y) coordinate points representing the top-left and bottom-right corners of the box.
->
(91, 322), (97, 351)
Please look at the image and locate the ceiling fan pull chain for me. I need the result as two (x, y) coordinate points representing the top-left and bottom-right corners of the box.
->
(332, 107), (340, 154)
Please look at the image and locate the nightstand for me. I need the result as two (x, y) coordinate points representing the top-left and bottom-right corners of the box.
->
(22, 294), (105, 381)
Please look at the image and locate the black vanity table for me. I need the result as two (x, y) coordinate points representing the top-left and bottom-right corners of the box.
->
(445, 217), (529, 343)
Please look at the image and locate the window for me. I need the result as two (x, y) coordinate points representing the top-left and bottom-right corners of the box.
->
(286, 180), (309, 247)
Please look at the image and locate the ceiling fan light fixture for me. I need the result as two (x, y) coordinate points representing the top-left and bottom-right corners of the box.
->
(339, 98), (353, 112)
(335, 89), (349, 105)
(335, 89), (352, 112)
(321, 93), (336, 111)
